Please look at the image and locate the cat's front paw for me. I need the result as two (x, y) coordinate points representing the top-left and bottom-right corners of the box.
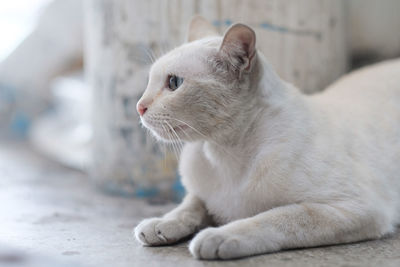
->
(189, 226), (281, 260)
(189, 227), (247, 260)
(134, 217), (192, 246)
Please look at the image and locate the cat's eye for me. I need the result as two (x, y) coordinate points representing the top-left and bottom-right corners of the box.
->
(168, 75), (184, 91)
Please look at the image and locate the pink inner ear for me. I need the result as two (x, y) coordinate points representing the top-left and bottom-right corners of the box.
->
(234, 29), (256, 57)
(220, 24), (256, 70)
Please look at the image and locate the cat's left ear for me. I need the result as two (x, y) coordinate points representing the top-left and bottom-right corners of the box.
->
(219, 23), (256, 73)
(187, 15), (219, 42)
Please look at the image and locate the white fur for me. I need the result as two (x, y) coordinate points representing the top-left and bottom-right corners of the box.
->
(134, 19), (400, 260)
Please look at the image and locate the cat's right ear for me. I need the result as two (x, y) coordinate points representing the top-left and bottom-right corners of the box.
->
(187, 15), (219, 42)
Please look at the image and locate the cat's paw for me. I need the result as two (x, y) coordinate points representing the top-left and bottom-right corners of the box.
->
(189, 227), (248, 260)
(134, 217), (192, 246)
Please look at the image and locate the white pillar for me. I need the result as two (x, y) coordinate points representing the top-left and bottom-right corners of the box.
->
(85, 0), (180, 198)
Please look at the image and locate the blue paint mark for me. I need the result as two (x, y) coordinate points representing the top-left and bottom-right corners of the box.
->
(259, 22), (320, 39)
(211, 20), (319, 39)
(224, 19), (232, 26)
(213, 19), (233, 27)
(135, 186), (159, 198)
(100, 180), (136, 198)
(260, 22), (289, 33)
(1, 83), (31, 137)
(10, 111), (31, 137)
(212, 20), (221, 27)
(171, 173), (185, 202)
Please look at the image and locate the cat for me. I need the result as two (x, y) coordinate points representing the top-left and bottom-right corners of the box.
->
(134, 16), (400, 260)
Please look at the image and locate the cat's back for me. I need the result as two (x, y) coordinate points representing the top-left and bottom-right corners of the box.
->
(308, 58), (400, 142)
(305, 59), (400, 205)
(312, 58), (400, 108)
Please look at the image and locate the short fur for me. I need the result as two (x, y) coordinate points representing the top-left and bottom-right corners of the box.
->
(134, 17), (400, 260)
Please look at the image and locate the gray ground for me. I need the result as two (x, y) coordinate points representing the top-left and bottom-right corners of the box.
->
(1, 140), (400, 267)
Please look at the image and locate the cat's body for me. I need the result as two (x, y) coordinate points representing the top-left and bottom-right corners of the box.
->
(134, 17), (400, 259)
(182, 57), (400, 227)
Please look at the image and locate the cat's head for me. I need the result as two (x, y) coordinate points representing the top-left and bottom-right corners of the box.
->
(137, 16), (260, 144)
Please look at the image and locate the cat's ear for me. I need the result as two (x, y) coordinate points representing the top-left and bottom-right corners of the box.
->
(187, 15), (219, 42)
(219, 23), (256, 73)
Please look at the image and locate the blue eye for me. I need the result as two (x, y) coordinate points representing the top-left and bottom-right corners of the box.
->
(168, 75), (184, 91)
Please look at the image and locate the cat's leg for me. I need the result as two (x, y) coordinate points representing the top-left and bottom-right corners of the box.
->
(134, 194), (210, 246)
(189, 202), (391, 259)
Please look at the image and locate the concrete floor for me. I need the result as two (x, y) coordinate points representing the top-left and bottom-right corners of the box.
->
(2, 141), (400, 267)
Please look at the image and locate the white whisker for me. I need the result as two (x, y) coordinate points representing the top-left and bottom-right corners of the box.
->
(165, 120), (184, 152)
(143, 114), (240, 164)
(165, 121), (183, 158)
(176, 124), (192, 141)
(166, 117), (241, 164)
(143, 46), (156, 63)
(161, 123), (179, 161)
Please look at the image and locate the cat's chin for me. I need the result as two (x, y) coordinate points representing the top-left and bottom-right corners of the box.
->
(142, 119), (193, 142)
(143, 124), (182, 143)
(150, 130), (174, 143)
(150, 128), (189, 143)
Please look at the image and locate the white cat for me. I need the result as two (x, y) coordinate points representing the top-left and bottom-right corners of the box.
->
(134, 16), (400, 260)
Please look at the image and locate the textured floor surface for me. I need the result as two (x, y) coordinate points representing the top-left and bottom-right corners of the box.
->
(1, 140), (400, 267)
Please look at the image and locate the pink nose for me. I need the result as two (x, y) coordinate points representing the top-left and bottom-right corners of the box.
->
(137, 103), (148, 116)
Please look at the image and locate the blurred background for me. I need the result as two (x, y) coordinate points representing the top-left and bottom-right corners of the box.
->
(0, 0), (399, 266)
